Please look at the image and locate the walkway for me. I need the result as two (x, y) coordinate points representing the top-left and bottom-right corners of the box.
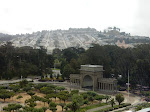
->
(0, 78), (32, 85)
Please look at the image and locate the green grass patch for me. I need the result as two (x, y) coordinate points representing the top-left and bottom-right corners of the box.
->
(81, 103), (107, 111)
(94, 103), (131, 112)
(52, 68), (60, 70)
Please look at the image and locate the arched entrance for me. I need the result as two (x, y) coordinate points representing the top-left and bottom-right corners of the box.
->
(83, 75), (93, 89)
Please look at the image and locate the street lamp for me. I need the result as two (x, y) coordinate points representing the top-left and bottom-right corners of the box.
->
(126, 70), (130, 101)
(118, 75), (122, 78)
(17, 56), (22, 80)
(128, 70), (130, 99)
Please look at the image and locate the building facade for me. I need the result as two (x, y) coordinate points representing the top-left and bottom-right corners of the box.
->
(70, 65), (117, 92)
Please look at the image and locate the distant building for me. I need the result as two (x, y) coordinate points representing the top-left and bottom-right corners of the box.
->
(116, 40), (133, 48)
(70, 65), (117, 93)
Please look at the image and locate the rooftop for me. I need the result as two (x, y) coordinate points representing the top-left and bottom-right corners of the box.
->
(81, 65), (103, 68)
(80, 65), (104, 72)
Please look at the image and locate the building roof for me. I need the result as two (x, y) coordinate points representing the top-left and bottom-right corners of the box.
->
(80, 65), (104, 72)
(81, 65), (103, 67)
(98, 78), (117, 83)
(70, 74), (80, 79)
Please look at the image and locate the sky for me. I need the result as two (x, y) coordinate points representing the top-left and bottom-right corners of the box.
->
(0, 0), (149, 36)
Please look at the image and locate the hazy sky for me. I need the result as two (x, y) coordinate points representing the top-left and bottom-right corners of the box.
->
(0, 0), (150, 36)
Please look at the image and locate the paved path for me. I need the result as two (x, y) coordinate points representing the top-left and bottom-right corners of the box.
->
(0, 78), (32, 85)
(87, 105), (111, 112)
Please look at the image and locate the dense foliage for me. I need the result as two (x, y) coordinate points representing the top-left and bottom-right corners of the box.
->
(57, 44), (150, 88)
(0, 42), (54, 79)
(1, 42), (150, 88)
(1, 81), (109, 112)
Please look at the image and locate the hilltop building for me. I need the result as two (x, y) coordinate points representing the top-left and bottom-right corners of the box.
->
(116, 40), (133, 48)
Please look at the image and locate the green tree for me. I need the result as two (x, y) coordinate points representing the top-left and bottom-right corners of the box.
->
(9, 84), (20, 93)
(49, 102), (57, 112)
(72, 94), (84, 106)
(62, 64), (74, 78)
(58, 91), (69, 103)
(70, 90), (79, 95)
(59, 103), (65, 111)
(110, 98), (115, 107)
(19, 79), (28, 88)
(115, 94), (124, 105)
(105, 95), (111, 103)
(69, 101), (80, 112)
(56, 86), (65, 92)
(88, 96), (94, 104)
(27, 91), (35, 97)
(41, 98), (47, 106)
(95, 95), (104, 103)
(3, 103), (22, 112)
(16, 95), (23, 99)
(0, 90), (14, 102)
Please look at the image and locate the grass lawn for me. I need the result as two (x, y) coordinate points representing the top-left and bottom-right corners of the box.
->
(52, 68), (60, 70)
(81, 103), (107, 111)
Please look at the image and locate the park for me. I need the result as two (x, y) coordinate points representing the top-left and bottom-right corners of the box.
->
(0, 79), (133, 112)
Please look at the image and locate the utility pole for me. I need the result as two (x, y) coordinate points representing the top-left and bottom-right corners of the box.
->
(93, 79), (94, 91)
(128, 70), (130, 100)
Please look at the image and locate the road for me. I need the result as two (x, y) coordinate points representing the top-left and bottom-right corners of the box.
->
(0, 78), (32, 85)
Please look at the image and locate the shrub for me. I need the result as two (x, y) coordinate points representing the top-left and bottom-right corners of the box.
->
(16, 95), (23, 99)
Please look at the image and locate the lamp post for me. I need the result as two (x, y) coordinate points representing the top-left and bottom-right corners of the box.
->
(128, 70), (130, 100)
(17, 56), (22, 80)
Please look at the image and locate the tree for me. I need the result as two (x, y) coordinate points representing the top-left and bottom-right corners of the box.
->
(49, 102), (57, 112)
(16, 95), (23, 99)
(70, 58), (80, 74)
(3, 103), (22, 112)
(19, 79), (28, 88)
(56, 86), (65, 92)
(41, 98), (47, 106)
(59, 103), (65, 111)
(23, 85), (32, 92)
(87, 91), (97, 97)
(81, 93), (88, 100)
(42, 107), (47, 112)
(27, 91), (35, 97)
(40, 87), (54, 94)
(62, 64), (74, 78)
(69, 101), (80, 112)
(58, 91), (69, 103)
(105, 95), (111, 103)
(9, 84), (20, 93)
(71, 90), (79, 95)
(72, 94), (84, 106)
(95, 95), (104, 103)
(62, 48), (78, 62)
(0, 90), (14, 102)
(110, 98), (115, 107)
(88, 96), (94, 104)
(25, 98), (37, 107)
(115, 94), (124, 105)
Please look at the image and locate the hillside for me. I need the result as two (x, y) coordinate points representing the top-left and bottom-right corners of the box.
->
(0, 27), (149, 53)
